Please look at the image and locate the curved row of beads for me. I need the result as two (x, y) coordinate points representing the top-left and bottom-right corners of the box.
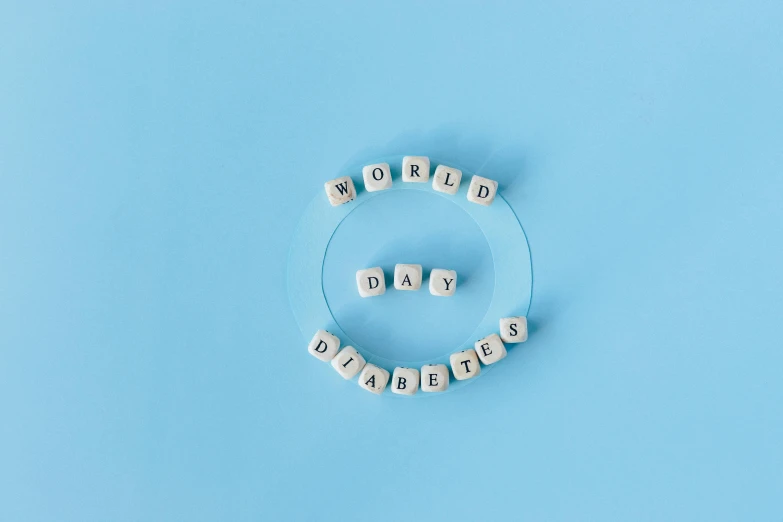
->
(307, 316), (527, 396)
(324, 156), (499, 207)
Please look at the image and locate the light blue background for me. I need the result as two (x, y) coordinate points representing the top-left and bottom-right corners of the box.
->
(1, 1), (782, 521)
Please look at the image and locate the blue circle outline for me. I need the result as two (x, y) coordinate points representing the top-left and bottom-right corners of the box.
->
(287, 156), (533, 396)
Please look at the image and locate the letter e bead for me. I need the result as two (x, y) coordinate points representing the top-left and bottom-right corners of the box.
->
(474, 333), (507, 365)
(420, 364), (449, 392)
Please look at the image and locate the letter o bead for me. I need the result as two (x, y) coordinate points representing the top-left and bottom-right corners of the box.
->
(420, 364), (449, 392)
(308, 330), (340, 362)
(475, 333), (507, 365)
(358, 364), (390, 395)
(391, 367), (420, 395)
(449, 349), (481, 380)
(362, 163), (392, 192)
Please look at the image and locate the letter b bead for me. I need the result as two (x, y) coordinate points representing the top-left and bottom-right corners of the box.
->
(391, 367), (420, 395)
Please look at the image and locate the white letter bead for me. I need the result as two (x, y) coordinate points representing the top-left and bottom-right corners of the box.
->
(331, 346), (366, 379)
(429, 268), (457, 296)
(324, 176), (356, 206)
(500, 316), (528, 343)
(356, 267), (386, 297)
(450, 349), (481, 380)
(432, 165), (462, 195)
(394, 263), (423, 290)
(420, 364), (449, 392)
(391, 367), (420, 395)
(308, 329), (340, 362)
(467, 175), (498, 206)
(402, 156), (430, 183)
(358, 364), (390, 394)
(475, 333), (507, 365)
(362, 163), (392, 192)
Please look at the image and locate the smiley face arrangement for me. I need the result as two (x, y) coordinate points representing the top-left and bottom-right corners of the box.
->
(288, 155), (533, 397)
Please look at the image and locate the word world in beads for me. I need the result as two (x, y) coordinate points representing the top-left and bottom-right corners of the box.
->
(356, 264), (457, 297)
(307, 315), (528, 395)
(324, 156), (499, 207)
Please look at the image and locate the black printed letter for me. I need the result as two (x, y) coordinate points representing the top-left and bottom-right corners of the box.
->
(480, 342), (492, 357)
(335, 181), (350, 195)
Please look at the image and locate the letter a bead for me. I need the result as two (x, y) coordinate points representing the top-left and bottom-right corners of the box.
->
(358, 364), (390, 395)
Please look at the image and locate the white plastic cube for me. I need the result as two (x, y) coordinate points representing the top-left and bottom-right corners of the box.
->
(358, 364), (390, 395)
(475, 333), (507, 365)
(391, 367), (420, 395)
(362, 163), (392, 192)
(467, 175), (498, 206)
(356, 267), (386, 297)
(450, 349), (481, 380)
(331, 346), (366, 379)
(429, 269), (457, 296)
(500, 316), (528, 343)
(420, 364), (449, 392)
(432, 165), (462, 195)
(402, 156), (430, 183)
(394, 264), (422, 290)
(308, 330), (340, 362)
(324, 176), (356, 206)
